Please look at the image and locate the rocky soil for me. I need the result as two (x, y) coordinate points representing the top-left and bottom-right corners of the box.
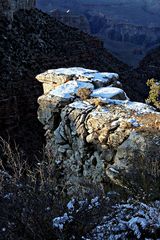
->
(37, 67), (160, 198)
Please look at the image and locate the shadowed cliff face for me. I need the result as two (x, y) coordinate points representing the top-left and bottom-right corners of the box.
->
(120, 45), (160, 102)
(0, 0), (36, 18)
(0, 9), (127, 160)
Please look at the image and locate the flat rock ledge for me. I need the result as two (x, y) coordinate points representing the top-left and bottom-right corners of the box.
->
(36, 67), (160, 198)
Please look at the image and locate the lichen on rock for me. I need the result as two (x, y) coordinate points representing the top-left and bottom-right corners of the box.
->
(37, 67), (160, 198)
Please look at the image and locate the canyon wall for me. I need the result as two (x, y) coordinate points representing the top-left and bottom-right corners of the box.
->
(89, 16), (160, 65)
(38, 0), (160, 66)
(49, 9), (160, 66)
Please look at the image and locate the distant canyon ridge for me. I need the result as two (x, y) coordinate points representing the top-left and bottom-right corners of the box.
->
(37, 0), (160, 66)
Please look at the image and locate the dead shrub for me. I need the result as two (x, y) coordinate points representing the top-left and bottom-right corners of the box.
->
(0, 139), (109, 240)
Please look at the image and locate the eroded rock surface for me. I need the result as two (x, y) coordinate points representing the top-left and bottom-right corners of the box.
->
(37, 67), (160, 197)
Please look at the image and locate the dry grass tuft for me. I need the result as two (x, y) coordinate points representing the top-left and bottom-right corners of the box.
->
(137, 113), (160, 132)
(89, 98), (105, 107)
(76, 88), (92, 100)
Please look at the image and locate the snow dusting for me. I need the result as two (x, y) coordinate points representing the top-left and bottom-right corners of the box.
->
(45, 67), (118, 84)
(52, 196), (160, 239)
(125, 101), (157, 114)
(102, 99), (157, 114)
(109, 167), (119, 174)
(67, 198), (76, 212)
(90, 107), (109, 117)
(79, 72), (119, 83)
(69, 101), (93, 110)
(53, 67), (97, 76)
(128, 118), (140, 127)
(85, 199), (160, 239)
(53, 213), (71, 230)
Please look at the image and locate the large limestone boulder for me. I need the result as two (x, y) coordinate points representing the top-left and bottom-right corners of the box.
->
(37, 67), (160, 198)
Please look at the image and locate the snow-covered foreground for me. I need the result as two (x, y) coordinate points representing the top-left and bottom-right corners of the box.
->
(86, 200), (160, 240)
(52, 196), (160, 240)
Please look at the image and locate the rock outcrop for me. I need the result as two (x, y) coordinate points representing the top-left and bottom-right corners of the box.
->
(37, 67), (160, 198)
(0, 9), (127, 159)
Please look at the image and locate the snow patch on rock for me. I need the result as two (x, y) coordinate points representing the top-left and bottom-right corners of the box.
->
(91, 87), (126, 100)
(103, 99), (157, 114)
(127, 118), (140, 127)
(69, 101), (93, 110)
(53, 67), (97, 76)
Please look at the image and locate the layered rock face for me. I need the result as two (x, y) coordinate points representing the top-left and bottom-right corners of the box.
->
(50, 10), (160, 66)
(37, 67), (160, 198)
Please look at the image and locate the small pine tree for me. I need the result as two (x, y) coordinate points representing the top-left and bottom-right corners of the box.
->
(146, 78), (160, 110)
